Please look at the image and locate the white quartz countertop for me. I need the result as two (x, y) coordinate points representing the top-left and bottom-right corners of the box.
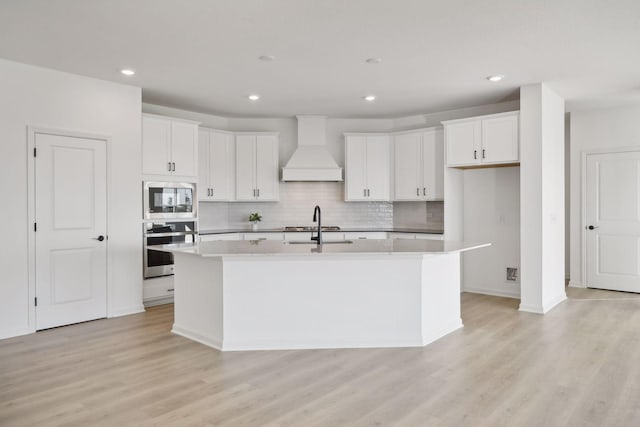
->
(149, 239), (490, 257)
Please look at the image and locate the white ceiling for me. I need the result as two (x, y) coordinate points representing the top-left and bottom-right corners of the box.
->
(1, 0), (639, 118)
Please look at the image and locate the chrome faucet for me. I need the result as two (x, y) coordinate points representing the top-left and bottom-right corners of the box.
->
(311, 205), (322, 244)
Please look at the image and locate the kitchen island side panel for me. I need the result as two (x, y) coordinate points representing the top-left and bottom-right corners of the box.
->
(171, 252), (224, 349)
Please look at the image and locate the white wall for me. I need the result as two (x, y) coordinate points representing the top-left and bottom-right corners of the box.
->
(0, 59), (143, 339)
(569, 105), (640, 287)
(463, 167), (521, 298)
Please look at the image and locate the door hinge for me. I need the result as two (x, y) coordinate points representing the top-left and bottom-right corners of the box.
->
(33, 147), (37, 157)
(34, 297), (38, 307)
(34, 222), (37, 232)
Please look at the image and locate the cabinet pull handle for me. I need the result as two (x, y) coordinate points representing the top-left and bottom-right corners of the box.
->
(257, 189), (260, 197)
(416, 188), (420, 196)
(367, 189), (370, 197)
(364, 189), (367, 197)
(474, 150), (477, 160)
(482, 149), (486, 159)
(167, 288), (174, 292)
(167, 162), (171, 171)
(423, 187), (426, 196)
(173, 162), (176, 171)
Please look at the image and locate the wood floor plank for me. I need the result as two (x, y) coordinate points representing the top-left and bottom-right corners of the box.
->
(3, 289), (640, 426)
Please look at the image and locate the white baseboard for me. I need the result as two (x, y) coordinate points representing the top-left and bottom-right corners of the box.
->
(144, 296), (174, 308)
(0, 327), (34, 341)
(463, 286), (520, 299)
(568, 280), (585, 288)
(172, 324), (223, 350)
(519, 293), (567, 314)
(109, 304), (145, 318)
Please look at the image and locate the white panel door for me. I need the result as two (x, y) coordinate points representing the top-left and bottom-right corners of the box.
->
(394, 132), (422, 200)
(198, 130), (211, 200)
(35, 133), (107, 330)
(142, 115), (171, 175)
(423, 129), (444, 200)
(170, 121), (198, 177)
(586, 151), (640, 292)
(365, 135), (390, 201)
(235, 135), (256, 200)
(446, 121), (481, 167)
(210, 131), (234, 201)
(255, 135), (279, 201)
(345, 136), (367, 201)
(482, 114), (519, 164)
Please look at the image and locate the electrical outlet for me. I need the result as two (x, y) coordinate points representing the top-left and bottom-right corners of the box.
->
(507, 267), (518, 281)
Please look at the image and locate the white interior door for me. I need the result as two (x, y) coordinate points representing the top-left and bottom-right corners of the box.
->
(586, 151), (640, 292)
(35, 132), (108, 330)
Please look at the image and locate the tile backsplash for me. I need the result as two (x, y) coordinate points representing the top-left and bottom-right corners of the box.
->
(199, 182), (394, 230)
(393, 201), (444, 230)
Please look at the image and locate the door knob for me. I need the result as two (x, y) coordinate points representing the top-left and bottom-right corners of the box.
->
(94, 235), (105, 241)
(587, 225), (598, 230)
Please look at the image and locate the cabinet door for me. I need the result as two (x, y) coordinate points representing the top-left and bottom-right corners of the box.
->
(198, 130), (211, 201)
(142, 116), (172, 175)
(345, 136), (367, 201)
(365, 136), (390, 200)
(422, 129), (444, 200)
(235, 135), (256, 200)
(481, 114), (519, 164)
(171, 121), (198, 177)
(210, 132), (234, 200)
(255, 135), (279, 201)
(446, 121), (481, 167)
(394, 132), (422, 200)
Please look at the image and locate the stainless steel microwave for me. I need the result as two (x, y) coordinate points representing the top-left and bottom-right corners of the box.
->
(143, 181), (197, 219)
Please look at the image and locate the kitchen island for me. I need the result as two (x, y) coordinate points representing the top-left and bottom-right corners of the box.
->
(151, 239), (489, 351)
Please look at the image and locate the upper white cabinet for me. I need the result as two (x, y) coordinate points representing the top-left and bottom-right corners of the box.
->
(142, 114), (199, 178)
(344, 134), (391, 201)
(393, 128), (444, 201)
(235, 133), (279, 201)
(443, 111), (519, 168)
(199, 128), (235, 201)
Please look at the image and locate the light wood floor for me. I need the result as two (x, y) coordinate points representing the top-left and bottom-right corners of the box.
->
(3, 289), (640, 427)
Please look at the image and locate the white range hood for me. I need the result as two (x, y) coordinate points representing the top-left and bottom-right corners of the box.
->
(281, 115), (343, 181)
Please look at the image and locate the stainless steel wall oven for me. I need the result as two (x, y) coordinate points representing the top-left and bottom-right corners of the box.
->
(143, 221), (197, 278)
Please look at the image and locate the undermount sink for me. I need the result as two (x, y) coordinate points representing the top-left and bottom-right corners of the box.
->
(284, 240), (354, 245)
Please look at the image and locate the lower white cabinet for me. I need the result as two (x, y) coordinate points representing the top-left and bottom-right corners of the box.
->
(143, 276), (175, 305)
(200, 233), (242, 242)
(344, 232), (388, 240)
(243, 233), (284, 241)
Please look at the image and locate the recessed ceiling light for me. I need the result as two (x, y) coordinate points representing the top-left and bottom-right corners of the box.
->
(365, 57), (382, 64)
(363, 95), (376, 102)
(487, 74), (505, 82)
(120, 69), (135, 76)
(258, 55), (275, 62)
(248, 94), (260, 101)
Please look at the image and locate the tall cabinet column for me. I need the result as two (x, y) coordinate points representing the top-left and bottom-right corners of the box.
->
(519, 83), (566, 314)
